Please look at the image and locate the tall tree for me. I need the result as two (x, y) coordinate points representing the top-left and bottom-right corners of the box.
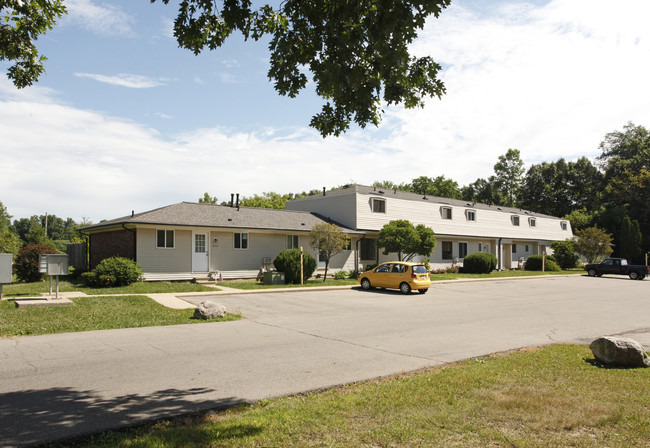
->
(6, 0), (452, 137)
(492, 148), (525, 207)
(309, 223), (351, 281)
(377, 219), (436, 261)
(0, 201), (21, 254)
(574, 226), (613, 263)
(198, 193), (219, 204)
(462, 177), (504, 206)
(0, 0), (66, 87)
(410, 175), (461, 199)
(618, 216), (642, 263)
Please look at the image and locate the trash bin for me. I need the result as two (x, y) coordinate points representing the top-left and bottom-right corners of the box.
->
(263, 271), (285, 285)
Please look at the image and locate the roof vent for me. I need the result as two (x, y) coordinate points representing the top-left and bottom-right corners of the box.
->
(228, 218), (233, 222)
(378, 190), (385, 194)
(131, 210), (134, 217)
(301, 222), (306, 226)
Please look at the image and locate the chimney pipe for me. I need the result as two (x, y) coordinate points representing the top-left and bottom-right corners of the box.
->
(131, 210), (134, 217)
(323, 187), (326, 196)
(236, 193), (240, 210)
(230, 194), (234, 207)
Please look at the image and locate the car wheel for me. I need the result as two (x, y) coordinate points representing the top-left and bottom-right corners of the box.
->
(629, 271), (639, 280)
(418, 288), (428, 294)
(399, 282), (411, 294)
(587, 269), (597, 277)
(360, 278), (372, 290)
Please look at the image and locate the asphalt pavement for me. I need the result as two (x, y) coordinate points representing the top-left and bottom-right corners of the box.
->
(1, 275), (648, 447)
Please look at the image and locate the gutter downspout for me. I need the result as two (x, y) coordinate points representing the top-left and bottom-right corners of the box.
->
(77, 229), (90, 271)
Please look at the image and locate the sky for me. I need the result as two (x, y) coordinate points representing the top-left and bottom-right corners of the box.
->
(1, 0), (649, 223)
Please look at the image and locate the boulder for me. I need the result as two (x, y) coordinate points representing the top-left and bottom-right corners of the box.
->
(194, 300), (227, 320)
(589, 336), (650, 368)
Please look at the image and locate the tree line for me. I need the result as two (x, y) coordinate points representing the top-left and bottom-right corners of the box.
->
(200, 122), (649, 263)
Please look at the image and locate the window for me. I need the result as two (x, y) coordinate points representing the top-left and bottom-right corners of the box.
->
(234, 232), (249, 250)
(478, 242), (482, 252)
(512, 244), (517, 253)
(512, 215), (520, 226)
(287, 235), (299, 249)
(561, 221), (568, 231)
(466, 210), (476, 222)
(442, 241), (453, 260)
(529, 218), (536, 228)
(525, 244), (530, 252)
(375, 263), (390, 273)
(459, 242), (468, 258)
(441, 207), (452, 219)
(372, 198), (386, 213)
(360, 239), (376, 260)
(156, 229), (174, 248)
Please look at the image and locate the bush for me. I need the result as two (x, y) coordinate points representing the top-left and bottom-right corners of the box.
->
(14, 244), (59, 283)
(348, 269), (359, 279)
(550, 240), (579, 269)
(524, 255), (561, 271)
(90, 257), (142, 287)
(462, 252), (498, 274)
(334, 270), (348, 280)
(273, 249), (317, 284)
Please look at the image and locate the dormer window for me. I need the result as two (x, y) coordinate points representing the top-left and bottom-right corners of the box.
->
(371, 198), (386, 213)
(441, 206), (452, 220)
(529, 217), (536, 228)
(561, 221), (568, 231)
(512, 215), (520, 226)
(466, 210), (476, 222)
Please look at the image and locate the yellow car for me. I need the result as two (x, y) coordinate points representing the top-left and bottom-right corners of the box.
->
(358, 261), (431, 294)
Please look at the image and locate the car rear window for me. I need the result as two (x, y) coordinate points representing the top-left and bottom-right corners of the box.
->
(412, 265), (427, 274)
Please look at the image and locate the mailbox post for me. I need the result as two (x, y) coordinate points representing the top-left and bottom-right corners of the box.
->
(0, 254), (12, 300)
(39, 254), (68, 299)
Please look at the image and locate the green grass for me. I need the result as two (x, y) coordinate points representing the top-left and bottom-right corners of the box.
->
(2, 279), (218, 297)
(221, 278), (358, 289)
(58, 345), (650, 447)
(0, 295), (240, 337)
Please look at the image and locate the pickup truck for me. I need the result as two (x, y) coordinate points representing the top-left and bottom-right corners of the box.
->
(584, 258), (649, 280)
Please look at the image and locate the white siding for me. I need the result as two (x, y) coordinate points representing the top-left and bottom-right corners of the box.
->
(137, 228), (192, 273)
(355, 193), (572, 241)
(285, 192), (357, 228)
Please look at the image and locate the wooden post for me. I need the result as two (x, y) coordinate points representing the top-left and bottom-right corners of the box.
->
(300, 246), (304, 285)
(542, 251), (546, 273)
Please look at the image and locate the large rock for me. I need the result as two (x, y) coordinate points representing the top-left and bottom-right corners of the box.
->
(194, 300), (227, 320)
(589, 336), (650, 368)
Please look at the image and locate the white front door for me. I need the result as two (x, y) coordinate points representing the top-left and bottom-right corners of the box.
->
(192, 233), (208, 272)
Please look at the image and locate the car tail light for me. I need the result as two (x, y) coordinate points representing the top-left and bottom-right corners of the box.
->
(411, 273), (417, 278)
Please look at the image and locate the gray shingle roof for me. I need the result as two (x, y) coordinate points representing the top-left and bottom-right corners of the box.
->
(80, 202), (364, 233)
(290, 184), (560, 219)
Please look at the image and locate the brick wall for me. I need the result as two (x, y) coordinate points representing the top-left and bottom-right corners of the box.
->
(89, 229), (136, 269)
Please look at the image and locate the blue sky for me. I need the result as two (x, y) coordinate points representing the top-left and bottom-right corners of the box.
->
(2, 0), (649, 223)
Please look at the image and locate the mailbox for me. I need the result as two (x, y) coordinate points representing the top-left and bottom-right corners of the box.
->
(39, 254), (69, 276)
(46, 254), (69, 276)
(0, 254), (12, 284)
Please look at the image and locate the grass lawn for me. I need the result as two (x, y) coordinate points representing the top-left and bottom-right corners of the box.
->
(428, 268), (583, 281)
(60, 345), (650, 447)
(2, 279), (218, 297)
(0, 295), (239, 337)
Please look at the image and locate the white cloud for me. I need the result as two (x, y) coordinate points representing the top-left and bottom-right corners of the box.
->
(393, 0), (650, 182)
(3, 0), (650, 223)
(74, 73), (168, 88)
(64, 0), (136, 37)
(220, 73), (241, 84)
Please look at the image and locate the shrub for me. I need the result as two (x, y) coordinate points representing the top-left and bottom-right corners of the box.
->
(273, 249), (317, 284)
(334, 270), (348, 280)
(524, 255), (561, 271)
(550, 239), (579, 269)
(91, 257), (142, 287)
(445, 266), (460, 274)
(348, 269), (359, 279)
(14, 244), (59, 283)
(462, 252), (498, 274)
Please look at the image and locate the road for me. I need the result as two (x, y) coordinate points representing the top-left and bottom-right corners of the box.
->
(1, 276), (648, 447)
